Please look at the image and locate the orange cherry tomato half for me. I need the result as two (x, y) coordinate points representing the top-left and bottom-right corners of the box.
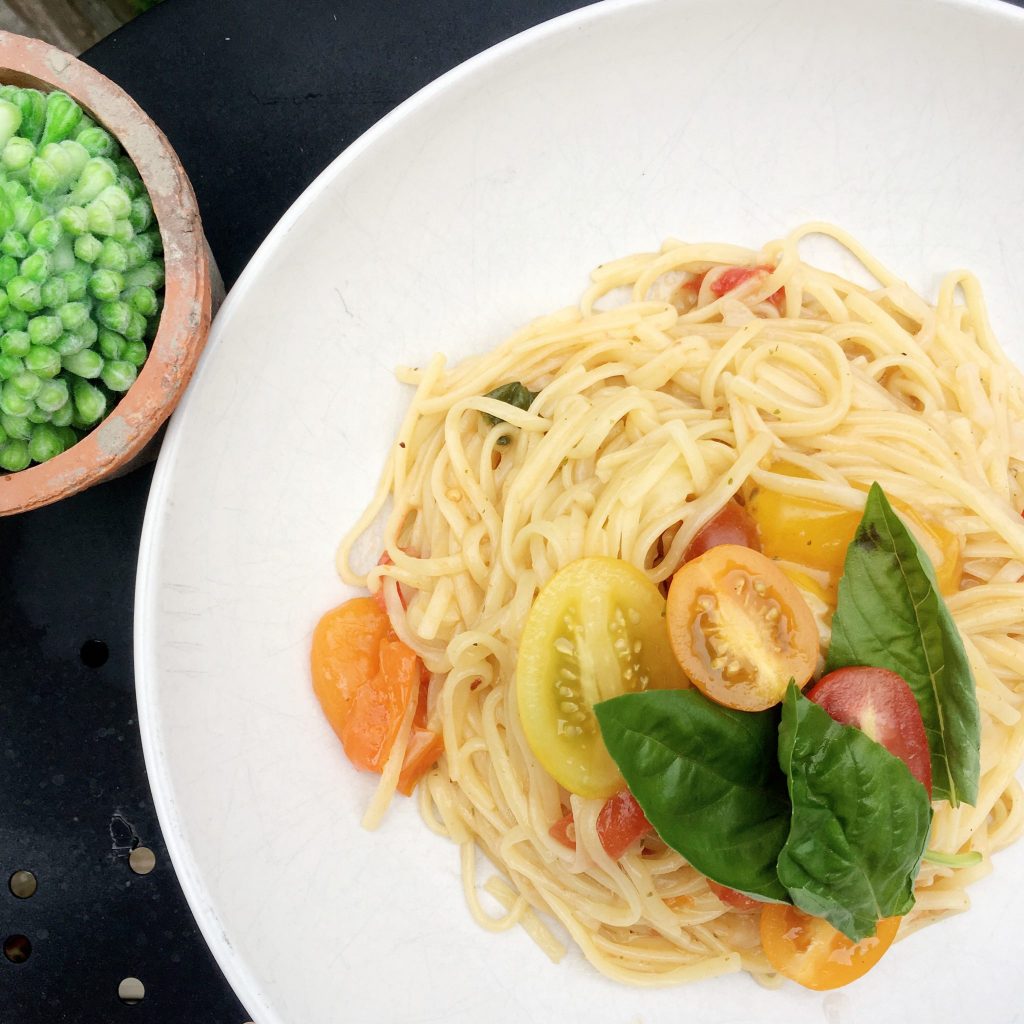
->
(760, 905), (900, 990)
(707, 881), (761, 912)
(807, 667), (932, 796)
(666, 545), (819, 710)
(683, 499), (761, 562)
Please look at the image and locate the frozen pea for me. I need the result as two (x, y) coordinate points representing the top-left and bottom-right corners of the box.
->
(117, 175), (139, 200)
(123, 309), (146, 342)
(35, 376), (68, 412)
(124, 285), (157, 317)
(75, 126), (115, 158)
(27, 423), (64, 462)
(50, 401), (73, 427)
(123, 235), (152, 269)
(0, 353), (23, 379)
(28, 314), (62, 346)
(12, 196), (44, 235)
(12, 89), (45, 145)
(0, 99), (24, 149)
(68, 157), (117, 205)
(122, 339), (147, 367)
(10, 369), (41, 400)
(61, 348), (103, 379)
(1, 136), (33, 173)
(59, 139), (90, 179)
(78, 318), (98, 346)
(28, 217), (62, 251)
(3, 309), (28, 331)
(40, 276), (68, 309)
(0, 330), (30, 357)
(0, 292), (8, 320)
(96, 237), (127, 273)
(0, 411), (31, 439)
(57, 204), (88, 236)
(0, 191), (12, 235)
(39, 91), (83, 147)
(56, 424), (78, 448)
(88, 269), (124, 302)
(74, 232), (102, 263)
(0, 379), (33, 416)
(1, 179), (25, 202)
(50, 235), (76, 273)
(96, 300), (130, 334)
(1, 230), (28, 258)
(26, 405), (49, 425)
(128, 195), (153, 234)
(57, 302), (89, 332)
(144, 229), (162, 256)
(97, 329), (124, 360)
(0, 438), (30, 471)
(96, 185), (131, 220)
(60, 267), (88, 301)
(72, 378), (106, 424)
(115, 155), (140, 182)
(28, 156), (61, 196)
(86, 199), (116, 236)
(7, 276), (43, 312)
(0, 421), (5, 445)
(0, 254), (17, 286)
(101, 359), (136, 392)
(123, 259), (162, 290)
(112, 219), (134, 245)
(25, 345), (61, 379)
(53, 331), (87, 357)
(20, 250), (51, 283)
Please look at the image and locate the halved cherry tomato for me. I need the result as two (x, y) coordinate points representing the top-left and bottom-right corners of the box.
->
(760, 904), (900, 990)
(807, 667), (932, 796)
(311, 597), (443, 791)
(518, 557), (689, 798)
(709, 264), (785, 310)
(549, 790), (652, 859)
(745, 463), (961, 595)
(707, 881), (760, 911)
(683, 499), (761, 562)
(666, 545), (818, 710)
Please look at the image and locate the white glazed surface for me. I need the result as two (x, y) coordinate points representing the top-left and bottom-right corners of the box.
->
(136, 1), (1024, 1021)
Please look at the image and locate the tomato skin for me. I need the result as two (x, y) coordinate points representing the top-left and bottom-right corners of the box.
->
(518, 557), (689, 799)
(666, 545), (819, 711)
(710, 265), (784, 310)
(549, 790), (652, 859)
(707, 881), (760, 911)
(396, 728), (444, 796)
(684, 500), (761, 562)
(807, 667), (932, 796)
(760, 905), (900, 990)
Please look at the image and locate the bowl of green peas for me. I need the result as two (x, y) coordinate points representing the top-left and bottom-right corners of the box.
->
(0, 31), (215, 515)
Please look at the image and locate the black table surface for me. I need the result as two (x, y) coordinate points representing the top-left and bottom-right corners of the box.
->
(0, 1), (588, 1020)
(4, 0), (1024, 1020)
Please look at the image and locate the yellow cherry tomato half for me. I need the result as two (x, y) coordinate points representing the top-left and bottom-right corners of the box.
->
(746, 465), (961, 596)
(517, 556), (688, 798)
(760, 904), (901, 991)
(666, 545), (819, 711)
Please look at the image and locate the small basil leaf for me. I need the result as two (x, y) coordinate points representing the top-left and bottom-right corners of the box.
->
(777, 683), (932, 942)
(826, 483), (980, 806)
(595, 689), (791, 902)
(481, 381), (537, 426)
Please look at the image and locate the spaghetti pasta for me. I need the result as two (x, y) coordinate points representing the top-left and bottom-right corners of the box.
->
(334, 223), (1024, 986)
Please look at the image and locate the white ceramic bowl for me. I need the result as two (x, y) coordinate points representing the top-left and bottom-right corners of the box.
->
(136, 1), (1024, 1022)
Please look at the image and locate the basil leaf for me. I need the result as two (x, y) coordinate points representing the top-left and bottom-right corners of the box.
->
(777, 683), (931, 941)
(595, 689), (791, 902)
(481, 381), (537, 426)
(826, 483), (980, 806)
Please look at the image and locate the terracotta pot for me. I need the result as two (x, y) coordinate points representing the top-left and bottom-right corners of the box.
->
(0, 30), (217, 516)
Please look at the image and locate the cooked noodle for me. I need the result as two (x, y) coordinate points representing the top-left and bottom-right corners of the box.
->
(336, 223), (1024, 986)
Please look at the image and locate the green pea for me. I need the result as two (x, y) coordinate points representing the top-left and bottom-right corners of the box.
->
(50, 401), (73, 428)
(0, 330), (29, 357)
(123, 259), (163, 290)
(100, 358), (136, 392)
(112, 219), (134, 245)
(68, 157), (116, 205)
(25, 345), (61, 379)
(39, 91), (82, 147)
(0, 411), (31, 439)
(54, 303), (85, 332)
(122, 339), (148, 367)
(7, 276), (42, 312)
(1, 230), (28, 258)
(3, 309), (28, 331)
(56, 424), (78, 448)
(0, 421), (5, 445)
(124, 285), (157, 317)
(20, 250), (51, 283)
(144, 229), (162, 256)
(115, 155), (140, 181)
(78, 318), (98, 346)
(1, 179), (26, 202)
(28, 156), (60, 196)
(59, 140), (90, 180)
(62, 348), (103, 379)
(96, 238), (127, 273)
(74, 233), (102, 263)
(117, 175), (139, 200)
(12, 197), (43, 235)
(35, 376), (68, 412)
(88, 269), (124, 302)
(0, 379), (33, 416)
(123, 235), (151, 269)
(38, 143), (79, 190)
(86, 199), (116, 237)
(0, 292), (8, 320)
(0, 191), (13, 235)
(53, 331), (88, 357)
(27, 423), (63, 462)
(97, 329), (124, 360)
(0, 137), (31, 173)
(72, 378), (106, 424)
(13, 88), (45, 145)
(40, 276), (68, 309)
(123, 309), (147, 342)
(28, 217), (62, 251)
(60, 267), (88, 301)
(58, 205), (88, 236)
(0, 353), (23, 379)
(0, 438), (30, 470)
(0, 255), (17, 288)
(95, 185), (131, 220)
(26, 405), (50, 424)
(0, 98), (23, 149)
(96, 299), (130, 334)
(129, 196), (153, 234)
(10, 369), (41, 400)
(27, 314), (62, 346)
(76, 126), (115, 158)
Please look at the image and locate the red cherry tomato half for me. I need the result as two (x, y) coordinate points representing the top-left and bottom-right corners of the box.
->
(684, 499), (761, 562)
(549, 790), (652, 860)
(807, 667), (932, 796)
(707, 880), (760, 911)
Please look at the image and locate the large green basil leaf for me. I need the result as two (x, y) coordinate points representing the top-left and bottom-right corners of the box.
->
(594, 689), (790, 902)
(826, 483), (980, 806)
(777, 684), (931, 941)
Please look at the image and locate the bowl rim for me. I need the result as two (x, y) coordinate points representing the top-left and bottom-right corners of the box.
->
(0, 30), (211, 515)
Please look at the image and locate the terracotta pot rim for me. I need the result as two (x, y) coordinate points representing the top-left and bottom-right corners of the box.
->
(0, 30), (212, 516)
